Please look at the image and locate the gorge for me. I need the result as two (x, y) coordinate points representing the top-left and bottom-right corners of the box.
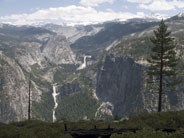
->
(0, 13), (184, 123)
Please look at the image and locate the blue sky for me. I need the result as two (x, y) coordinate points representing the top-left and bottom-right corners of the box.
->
(0, 0), (184, 25)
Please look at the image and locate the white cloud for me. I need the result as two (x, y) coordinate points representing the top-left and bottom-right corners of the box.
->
(123, 5), (128, 9)
(80, 0), (114, 7)
(0, 5), (147, 26)
(139, 0), (184, 11)
(171, 0), (184, 8)
(127, 0), (152, 4)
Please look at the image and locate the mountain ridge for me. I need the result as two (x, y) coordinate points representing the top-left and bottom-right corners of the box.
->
(0, 13), (184, 123)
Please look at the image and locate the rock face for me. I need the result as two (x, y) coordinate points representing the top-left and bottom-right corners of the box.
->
(1, 16), (184, 123)
(42, 35), (76, 65)
(15, 35), (76, 71)
(15, 41), (45, 71)
(96, 54), (144, 117)
(70, 21), (155, 55)
(43, 24), (103, 44)
(0, 54), (28, 123)
(95, 53), (184, 117)
(95, 102), (114, 120)
(0, 25), (77, 123)
(0, 53), (43, 123)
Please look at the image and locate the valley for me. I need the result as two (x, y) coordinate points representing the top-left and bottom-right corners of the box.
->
(0, 13), (184, 124)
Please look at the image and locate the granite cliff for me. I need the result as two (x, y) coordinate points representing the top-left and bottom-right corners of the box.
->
(0, 16), (184, 123)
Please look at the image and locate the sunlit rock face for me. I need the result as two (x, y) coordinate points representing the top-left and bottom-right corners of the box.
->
(1, 16), (184, 123)
(0, 54), (41, 123)
(42, 35), (76, 65)
(0, 25), (77, 123)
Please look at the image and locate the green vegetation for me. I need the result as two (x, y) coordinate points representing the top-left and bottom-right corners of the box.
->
(111, 131), (184, 138)
(56, 87), (100, 121)
(148, 20), (178, 112)
(0, 120), (71, 138)
(32, 92), (54, 122)
(111, 20), (184, 114)
(53, 64), (77, 84)
(30, 61), (99, 122)
(1, 111), (184, 138)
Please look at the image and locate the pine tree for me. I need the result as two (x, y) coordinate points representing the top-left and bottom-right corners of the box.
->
(148, 20), (178, 112)
(28, 73), (32, 121)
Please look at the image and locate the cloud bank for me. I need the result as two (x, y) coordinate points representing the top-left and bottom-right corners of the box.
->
(80, 0), (114, 7)
(127, 0), (152, 4)
(127, 0), (184, 11)
(0, 5), (151, 26)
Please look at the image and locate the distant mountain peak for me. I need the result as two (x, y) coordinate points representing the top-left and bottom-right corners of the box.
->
(177, 12), (184, 17)
(168, 12), (184, 21)
(144, 13), (168, 21)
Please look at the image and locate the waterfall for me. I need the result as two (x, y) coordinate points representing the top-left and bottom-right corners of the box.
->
(52, 84), (59, 122)
(77, 55), (91, 70)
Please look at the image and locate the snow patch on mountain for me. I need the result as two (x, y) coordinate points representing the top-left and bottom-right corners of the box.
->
(144, 13), (166, 20)
(178, 12), (184, 17)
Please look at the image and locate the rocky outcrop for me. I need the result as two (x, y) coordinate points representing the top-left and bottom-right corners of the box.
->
(15, 34), (76, 72)
(95, 53), (184, 118)
(15, 41), (45, 71)
(96, 54), (144, 117)
(43, 24), (103, 44)
(42, 35), (76, 65)
(1, 18), (184, 122)
(0, 53), (42, 123)
(0, 25), (77, 123)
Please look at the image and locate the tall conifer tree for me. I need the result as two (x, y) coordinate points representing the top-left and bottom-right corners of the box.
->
(28, 73), (31, 121)
(148, 20), (178, 112)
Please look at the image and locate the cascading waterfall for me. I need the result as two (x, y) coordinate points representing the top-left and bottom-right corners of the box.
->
(52, 84), (59, 122)
(77, 55), (91, 70)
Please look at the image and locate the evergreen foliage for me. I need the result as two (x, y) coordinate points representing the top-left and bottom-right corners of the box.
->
(148, 20), (178, 112)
